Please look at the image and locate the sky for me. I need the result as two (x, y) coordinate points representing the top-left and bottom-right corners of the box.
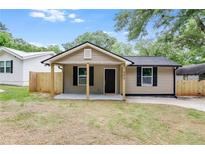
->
(0, 9), (133, 48)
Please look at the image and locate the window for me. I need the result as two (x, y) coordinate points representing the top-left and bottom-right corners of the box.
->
(78, 67), (87, 85)
(0, 61), (12, 73)
(0, 61), (4, 73)
(84, 49), (92, 59)
(142, 67), (153, 86)
(6, 61), (12, 73)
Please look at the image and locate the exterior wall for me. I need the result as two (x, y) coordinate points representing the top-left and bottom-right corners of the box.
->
(0, 51), (55, 86)
(55, 47), (121, 64)
(0, 51), (23, 86)
(22, 54), (54, 86)
(176, 75), (199, 80)
(126, 66), (174, 94)
(63, 64), (120, 94)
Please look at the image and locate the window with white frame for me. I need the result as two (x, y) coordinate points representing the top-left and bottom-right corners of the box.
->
(0, 61), (12, 73)
(142, 67), (153, 86)
(6, 61), (12, 73)
(0, 61), (4, 73)
(78, 67), (87, 85)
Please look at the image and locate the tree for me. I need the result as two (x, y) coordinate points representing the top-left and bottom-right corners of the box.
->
(135, 39), (188, 65)
(115, 10), (205, 64)
(0, 32), (13, 46)
(0, 22), (61, 53)
(0, 22), (8, 32)
(115, 10), (205, 40)
(47, 45), (61, 53)
(62, 31), (117, 51)
(111, 42), (134, 56)
(62, 31), (135, 55)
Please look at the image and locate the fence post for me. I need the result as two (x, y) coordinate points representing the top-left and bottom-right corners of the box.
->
(29, 71), (37, 92)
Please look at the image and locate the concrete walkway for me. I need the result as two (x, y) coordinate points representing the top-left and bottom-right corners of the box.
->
(127, 96), (205, 112)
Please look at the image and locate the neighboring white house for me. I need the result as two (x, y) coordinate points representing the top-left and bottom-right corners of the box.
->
(0, 47), (56, 86)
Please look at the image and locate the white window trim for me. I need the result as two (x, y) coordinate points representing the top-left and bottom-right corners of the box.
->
(5, 61), (12, 73)
(0, 61), (12, 73)
(84, 48), (92, 59)
(78, 66), (87, 86)
(0, 61), (5, 73)
(141, 67), (153, 86)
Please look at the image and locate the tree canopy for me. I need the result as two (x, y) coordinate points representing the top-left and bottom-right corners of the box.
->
(115, 10), (205, 65)
(0, 22), (61, 53)
(62, 31), (134, 56)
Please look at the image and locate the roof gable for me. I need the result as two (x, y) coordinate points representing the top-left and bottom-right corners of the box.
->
(55, 46), (123, 64)
(42, 42), (133, 65)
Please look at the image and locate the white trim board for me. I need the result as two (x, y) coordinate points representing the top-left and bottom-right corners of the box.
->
(141, 66), (153, 86)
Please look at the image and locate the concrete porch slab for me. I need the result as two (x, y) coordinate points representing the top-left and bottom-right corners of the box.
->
(54, 93), (123, 101)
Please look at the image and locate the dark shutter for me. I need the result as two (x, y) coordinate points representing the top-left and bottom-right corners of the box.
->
(153, 67), (158, 86)
(89, 66), (94, 86)
(137, 67), (141, 86)
(10, 60), (13, 73)
(73, 66), (78, 86)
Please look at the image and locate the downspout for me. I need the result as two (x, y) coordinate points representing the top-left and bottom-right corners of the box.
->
(173, 67), (178, 98)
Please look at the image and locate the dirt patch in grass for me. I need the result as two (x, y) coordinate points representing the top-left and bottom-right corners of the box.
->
(1, 86), (205, 144)
(1, 99), (205, 144)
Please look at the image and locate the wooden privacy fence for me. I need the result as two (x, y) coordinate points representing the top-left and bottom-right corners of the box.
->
(29, 72), (205, 96)
(29, 72), (63, 94)
(176, 80), (205, 96)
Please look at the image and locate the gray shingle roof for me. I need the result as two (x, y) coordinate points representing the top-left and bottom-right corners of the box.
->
(176, 63), (205, 75)
(124, 56), (181, 66)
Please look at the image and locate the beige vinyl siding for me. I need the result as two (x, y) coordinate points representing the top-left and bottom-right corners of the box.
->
(55, 47), (122, 64)
(126, 67), (174, 94)
(63, 64), (120, 94)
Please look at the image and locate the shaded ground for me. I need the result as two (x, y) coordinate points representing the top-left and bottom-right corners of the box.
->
(0, 85), (205, 144)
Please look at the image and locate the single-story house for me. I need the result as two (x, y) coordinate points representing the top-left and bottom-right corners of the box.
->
(42, 42), (181, 100)
(176, 63), (205, 81)
(0, 47), (55, 86)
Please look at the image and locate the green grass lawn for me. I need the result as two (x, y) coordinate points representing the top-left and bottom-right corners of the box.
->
(0, 85), (48, 102)
(0, 85), (205, 144)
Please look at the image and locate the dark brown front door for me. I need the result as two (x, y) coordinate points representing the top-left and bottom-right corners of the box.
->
(105, 69), (115, 93)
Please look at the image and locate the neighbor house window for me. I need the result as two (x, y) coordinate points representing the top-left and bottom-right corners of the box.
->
(6, 61), (12, 73)
(0, 61), (12, 73)
(0, 61), (4, 73)
(142, 67), (153, 86)
(78, 67), (87, 85)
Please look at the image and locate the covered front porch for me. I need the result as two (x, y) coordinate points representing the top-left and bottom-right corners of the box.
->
(54, 93), (123, 101)
(50, 62), (127, 100)
(43, 42), (133, 101)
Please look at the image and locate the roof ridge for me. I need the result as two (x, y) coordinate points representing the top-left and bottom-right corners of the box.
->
(1, 46), (55, 54)
(0, 46), (55, 60)
(124, 56), (165, 57)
